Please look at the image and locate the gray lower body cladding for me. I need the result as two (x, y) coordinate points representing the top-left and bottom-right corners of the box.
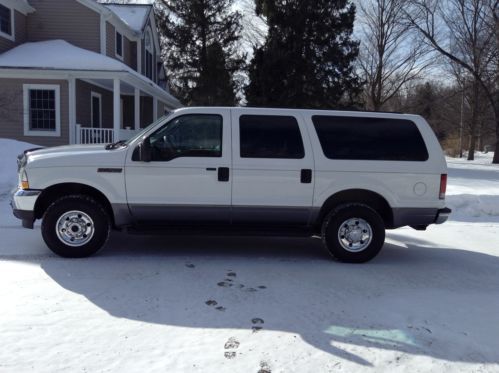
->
(111, 204), (450, 230)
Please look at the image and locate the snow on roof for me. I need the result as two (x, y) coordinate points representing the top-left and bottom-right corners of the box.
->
(103, 4), (152, 32)
(0, 40), (181, 106)
(0, 40), (134, 72)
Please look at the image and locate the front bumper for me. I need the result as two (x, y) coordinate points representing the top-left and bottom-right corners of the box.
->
(10, 189), (42, 229)
(435, 207), (452, 224)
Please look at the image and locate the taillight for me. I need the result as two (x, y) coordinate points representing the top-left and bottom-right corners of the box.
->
(439, 174), (447, 200)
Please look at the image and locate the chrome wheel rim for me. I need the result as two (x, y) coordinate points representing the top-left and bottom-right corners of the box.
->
(56, 210), (95, 247)
(338, 218), (373, 252)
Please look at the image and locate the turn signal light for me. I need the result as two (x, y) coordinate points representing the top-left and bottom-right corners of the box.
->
(20, 170), (29, 190)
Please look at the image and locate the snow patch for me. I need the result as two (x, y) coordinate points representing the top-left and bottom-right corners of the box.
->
(446, 152), (499, 221)
(104, 4), (151, 32)
(447, 194), (499, 219)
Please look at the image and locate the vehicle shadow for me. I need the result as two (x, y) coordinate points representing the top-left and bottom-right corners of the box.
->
(5, 232), (499, 367)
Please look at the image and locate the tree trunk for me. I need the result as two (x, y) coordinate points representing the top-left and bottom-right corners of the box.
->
(467, 80), (479, 161)
(468, 134), (477, 161)
(494, 119), (499, 163)
(493, 105), (499, 164)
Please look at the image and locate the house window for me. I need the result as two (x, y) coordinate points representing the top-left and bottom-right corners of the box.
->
(145, 29), (153, 80)
(116, 31), (123, 59)
(0, 4), (13, 40)
(23, 84), (61, 137)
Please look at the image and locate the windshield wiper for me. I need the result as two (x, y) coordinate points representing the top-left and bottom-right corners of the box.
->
(105, 140), (128, 150)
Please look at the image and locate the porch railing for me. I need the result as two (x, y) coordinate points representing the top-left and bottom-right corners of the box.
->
(76, 125), (114, 144)
(76, 125), (141, 144)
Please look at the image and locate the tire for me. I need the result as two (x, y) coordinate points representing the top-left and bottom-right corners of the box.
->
(322, 203), (385, 263)
(41, 194), (111, 258)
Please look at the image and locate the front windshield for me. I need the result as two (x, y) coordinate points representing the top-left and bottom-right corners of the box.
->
(124, 112), (174, 146)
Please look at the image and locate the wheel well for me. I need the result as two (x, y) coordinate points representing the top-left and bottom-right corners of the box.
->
(316, 189), (393, 228)
(34, 183), (115, 226)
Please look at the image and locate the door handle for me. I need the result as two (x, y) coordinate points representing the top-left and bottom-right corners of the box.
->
(218, 167), (230, 182)
(301, 169), (312, 184)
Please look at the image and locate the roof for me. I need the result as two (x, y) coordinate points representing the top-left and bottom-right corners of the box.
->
(102, 4), (152, 33)
(0, 40), (137, 72)
(0, 0), (35, 14)
(0, 40), (181, 107)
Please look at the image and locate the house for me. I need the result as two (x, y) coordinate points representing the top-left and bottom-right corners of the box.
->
(0, 0), (181, 147)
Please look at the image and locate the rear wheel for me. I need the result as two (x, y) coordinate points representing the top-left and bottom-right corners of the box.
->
(41, 195), (110, 258)
(322, 203), (385, 263)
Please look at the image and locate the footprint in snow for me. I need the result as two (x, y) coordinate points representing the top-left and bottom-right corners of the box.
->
(206, 300), (226, 312)
(258, 361), (272, 373)
(224, 337), (240, 359)
(252, 318), (264, 333)
(185, 263), (196, 269)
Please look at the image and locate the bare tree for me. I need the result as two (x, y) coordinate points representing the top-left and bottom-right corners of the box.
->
(404, 0), (499, 162)
(357, 0), (433, 111)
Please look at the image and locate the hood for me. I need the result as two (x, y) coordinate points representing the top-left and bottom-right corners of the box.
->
(25, 144), (128, 169)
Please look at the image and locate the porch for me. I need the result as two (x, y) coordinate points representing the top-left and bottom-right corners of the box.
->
(72, 77), (171, 144)
(0, 40), (181, 147)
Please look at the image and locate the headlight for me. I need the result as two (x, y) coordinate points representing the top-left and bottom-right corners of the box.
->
(19, 169), (29, 190)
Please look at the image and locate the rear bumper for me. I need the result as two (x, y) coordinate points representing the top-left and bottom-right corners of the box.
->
(434, 207), (452, 224)
(392, 207), (451, 228)
(10, 189), (42, 229)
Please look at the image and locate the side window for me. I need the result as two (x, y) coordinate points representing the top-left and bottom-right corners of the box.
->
(312, 116), (429, 161)
(116, 31), (123, 59)
(148, 114), (222, 161)
(0, 5), (12, 39)
(239, 115), (305, 159)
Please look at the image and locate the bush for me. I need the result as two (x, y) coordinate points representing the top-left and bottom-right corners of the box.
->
(442, 137), (464, 157)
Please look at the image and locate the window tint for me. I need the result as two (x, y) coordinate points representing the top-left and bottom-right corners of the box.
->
(29, 89), (56, 131)
(149, 114), (222, 161)
(116, 32), (123, 57)
(240, 115), (305, 159)
(0, 5), (11, 36)
(312, 116), (429, 161)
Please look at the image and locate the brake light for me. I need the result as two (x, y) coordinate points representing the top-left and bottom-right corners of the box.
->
(439, 174), (447, 200)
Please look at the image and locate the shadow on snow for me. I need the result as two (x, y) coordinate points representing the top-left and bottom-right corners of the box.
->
(3, 231), (499, 367)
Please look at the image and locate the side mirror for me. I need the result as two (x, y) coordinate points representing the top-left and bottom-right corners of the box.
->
(134, 137), (152, 162)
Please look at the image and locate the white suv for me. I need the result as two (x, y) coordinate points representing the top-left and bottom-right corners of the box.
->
(11, 107), (451, 262)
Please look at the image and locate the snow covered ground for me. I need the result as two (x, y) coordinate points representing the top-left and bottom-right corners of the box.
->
(0, 140), (498, 372)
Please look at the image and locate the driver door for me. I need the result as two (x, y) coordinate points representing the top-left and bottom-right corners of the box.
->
(125, 108), (232, 224)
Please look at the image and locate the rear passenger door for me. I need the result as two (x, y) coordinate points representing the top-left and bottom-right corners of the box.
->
(231, 109), (315, 225)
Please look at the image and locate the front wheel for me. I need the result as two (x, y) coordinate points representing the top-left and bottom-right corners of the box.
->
(322, 204), (385, 263)
(41, 195), (111, 258)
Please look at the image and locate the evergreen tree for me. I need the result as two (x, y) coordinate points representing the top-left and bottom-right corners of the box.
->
(246, 0), (363, 109)
(157, 0), (245, 106)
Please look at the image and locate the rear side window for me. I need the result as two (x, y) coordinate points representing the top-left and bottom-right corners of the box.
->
(312, 116), (429, 161)
(240, 115), (305, 159)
